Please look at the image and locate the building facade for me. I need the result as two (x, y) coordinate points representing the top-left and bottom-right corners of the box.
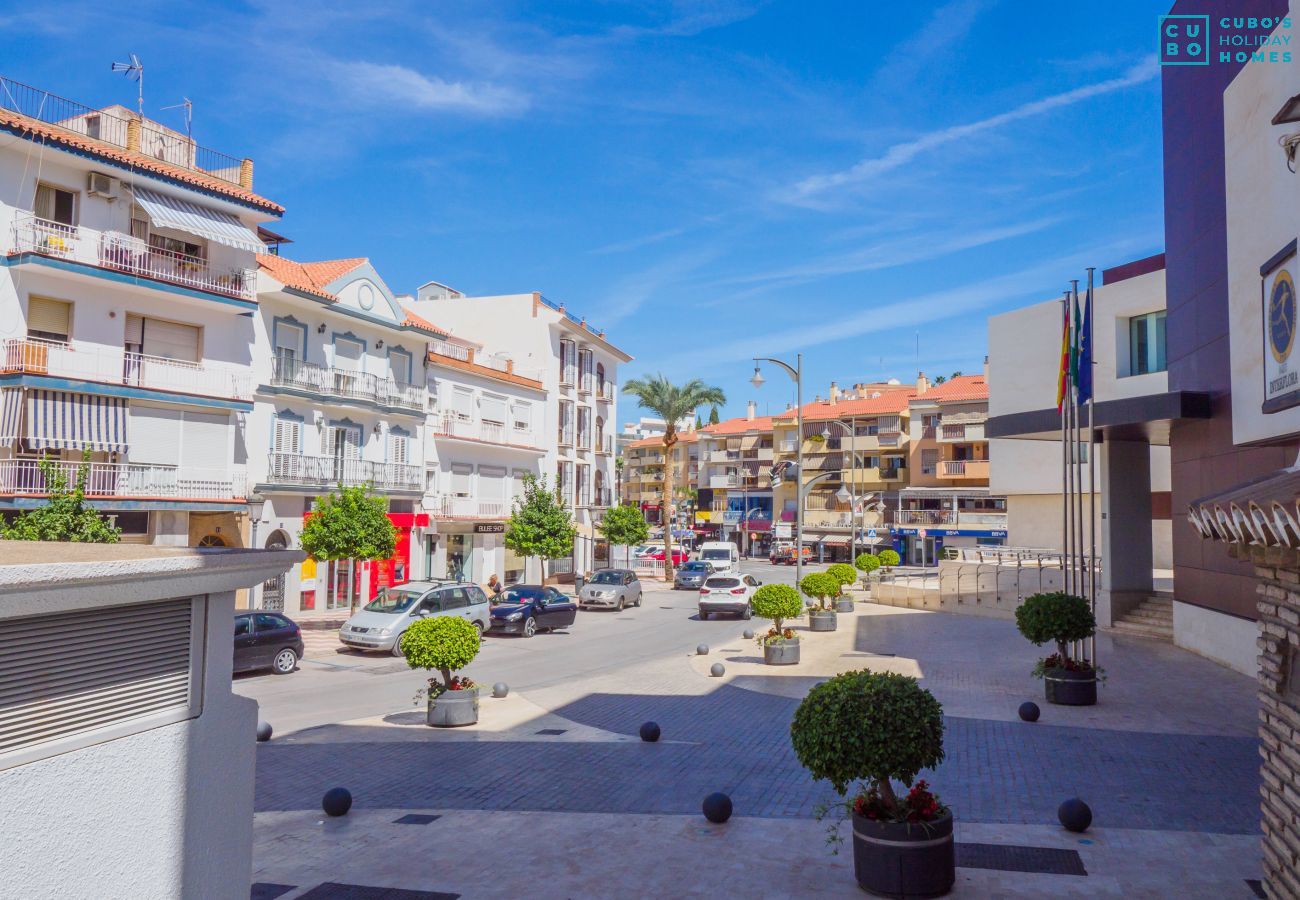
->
(695, 407), (776, 555)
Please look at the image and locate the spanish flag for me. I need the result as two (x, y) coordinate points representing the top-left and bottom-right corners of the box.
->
(1056, 299), (1070, 412)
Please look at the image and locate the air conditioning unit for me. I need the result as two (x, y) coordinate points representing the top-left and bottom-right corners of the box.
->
(87, 171), (118, 200)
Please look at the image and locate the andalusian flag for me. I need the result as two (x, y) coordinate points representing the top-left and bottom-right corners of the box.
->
(1056, 299), (1070, 412)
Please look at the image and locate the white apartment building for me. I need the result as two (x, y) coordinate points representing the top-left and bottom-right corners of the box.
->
(415, 331), (548, 585)
(246, 256), (438, 616)
(0, 78), (278, 547)
(408, 290), (630, 576)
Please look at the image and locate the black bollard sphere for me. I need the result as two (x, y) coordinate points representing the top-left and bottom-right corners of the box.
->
(696, 644), (709, 656)
(702, 792), (733, 824)
(492, 682), (509, 699)
(1058, 798), (1092, 833)
(710, 663), (725, 677)
(256, 720), (273, 742)
(639, 721), (661, 743)
(1018, 701), (1040, 723)
(322, 787), (353, 817)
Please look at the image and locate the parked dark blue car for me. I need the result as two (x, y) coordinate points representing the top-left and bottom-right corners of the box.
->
(489, 585), (577, 637)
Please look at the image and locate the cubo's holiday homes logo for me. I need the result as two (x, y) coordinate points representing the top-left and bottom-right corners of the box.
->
(1160, 13), (1292, 66)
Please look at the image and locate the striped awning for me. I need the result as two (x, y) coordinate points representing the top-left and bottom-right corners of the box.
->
(0, 389), (21, 442)
(25, 390), (127, 452)
(132, 185), (264, 254)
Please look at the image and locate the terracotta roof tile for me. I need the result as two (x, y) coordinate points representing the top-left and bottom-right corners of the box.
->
(0, 109), (283, 213)
(916, 374), (989, 403)
(257, 254), (337, 300)
(299, 258), (367, 287)
(401, 308), (446, 336)
(779, 391), (916, 422)
(700, 415), (778, 436)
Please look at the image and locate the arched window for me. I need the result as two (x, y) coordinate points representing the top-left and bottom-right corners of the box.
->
(596, 362), (606, 393)
(596, 415), (605, 443)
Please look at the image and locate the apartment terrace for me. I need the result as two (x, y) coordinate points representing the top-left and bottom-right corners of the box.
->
(427, 339), (544, 388)
(2, 337), (252, 403)
(269, 357), (424, 413)
(0, 457), (243, 501)
(264, 453), (421, 492)
(12, 213), (256, 302)
(429, 496), (510, 520)
(429, 411), (542, 452)
(895, 508), (1007, 528)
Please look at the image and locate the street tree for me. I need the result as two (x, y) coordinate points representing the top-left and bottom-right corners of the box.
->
(1, 453), (120, 543)
(299, 484), (397, 611)
(708, 406), (721, 425)
(505, 474), (578, 578)
(597, 503), (651, 566)
(622, 375), (726, 575)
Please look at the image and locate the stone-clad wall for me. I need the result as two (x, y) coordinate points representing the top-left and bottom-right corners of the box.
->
(1254, 556), (1300, 898)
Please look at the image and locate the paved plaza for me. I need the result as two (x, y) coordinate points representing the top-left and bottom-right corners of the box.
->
(243, 568), (1264, 898)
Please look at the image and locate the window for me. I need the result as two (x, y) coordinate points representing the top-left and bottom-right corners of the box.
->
(389, 432), (410, 465)
(274, 322), (305, 365)
(511, 401), (532, 431)
(921, 449), (938, 475)
(1128, 311), (1167, 376)
(26, 297), (71, 343)
(388, 348), (413, 384)
(440, 588), (469, 610)
(34, 183), (76, 226)
(273, 416), (301, 455)
(126, 315), (201, 363)
(451, 387), (474, 421)
(235, 617), (251, 637)
(254, 613), (286, 631)
(148, 232), (203, 262)
(481, 393), (507, 425)
(451, 464), (473, 498)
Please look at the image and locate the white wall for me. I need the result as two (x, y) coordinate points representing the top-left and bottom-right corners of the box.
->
(1174, 601), (1259, 676)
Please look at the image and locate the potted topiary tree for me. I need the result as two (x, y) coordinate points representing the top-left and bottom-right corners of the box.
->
(826, 563), (858, 613)
(792, 670), (953, 897)
(801, 571), (841, 632)
(855, 552), (881, 595)
(1014, 592), (1099, 706)
(877, 548), (901, 574)
(752, 583), (803, 665)
(401, 615), (482, 726)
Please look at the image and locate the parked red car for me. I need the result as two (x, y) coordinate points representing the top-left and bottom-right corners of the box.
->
(648, 547), (691, 565)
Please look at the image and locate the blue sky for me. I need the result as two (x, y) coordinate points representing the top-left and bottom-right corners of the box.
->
(1, 0), (1170, 419)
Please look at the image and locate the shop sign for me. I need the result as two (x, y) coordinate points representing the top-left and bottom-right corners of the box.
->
(774, 524), (792, 538)
(475, 523), (506, 534)
(1263, 239), (1300, 413)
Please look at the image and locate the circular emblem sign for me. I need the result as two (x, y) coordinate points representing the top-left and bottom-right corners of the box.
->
(1269, 269), (1296, 364)
(358, 283), (377, 311)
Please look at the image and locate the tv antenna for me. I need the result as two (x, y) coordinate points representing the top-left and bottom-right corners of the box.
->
(161, 97), (192, 141)
(110, 54), (144, 118)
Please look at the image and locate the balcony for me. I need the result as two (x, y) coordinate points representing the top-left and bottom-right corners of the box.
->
(709, 474), (739, 489)
(3, 338), (252, 402)
(742, 447), (774, 461)
(779, 439), (799, 453)
(957, 511), (1008, 528)
(576, 430), (593, 452)
(802, 509), (854, 529)
(0, 458), (241, 500)
(431, 495), (509, 519)
(843, 465), (905, 485)
(709, 449), (740, 463)
(877, 416), (902, 434)
(560, 366), (577, 387)
(270, 357), (424, 413)
(596, 436), (613, 455)
(938, 423), (986, 442)
(938, 459), (990, 479)
(558, 427), (575, 447)
(264, 453), (421, 491)
(597, 382), (615, 402)
(896, 509), (956, 526)
(592, 487), (613, 507)
(12, 214), (255, 302)
(430, 413), (539, 449)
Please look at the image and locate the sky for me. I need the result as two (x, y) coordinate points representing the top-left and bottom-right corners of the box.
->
(0, 0), (1171, 420)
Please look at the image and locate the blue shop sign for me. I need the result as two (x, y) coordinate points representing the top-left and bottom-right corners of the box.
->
(891, 528), (1007, 538)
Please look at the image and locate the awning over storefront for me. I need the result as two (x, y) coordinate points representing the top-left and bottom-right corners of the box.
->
(132, 185), (264, 254)
(24, 389), (127, 452)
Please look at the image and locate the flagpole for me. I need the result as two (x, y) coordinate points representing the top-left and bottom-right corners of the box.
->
(1086, 267), (1097, 667)
(1072, 279), (1085, 661)
(1059, 294), (1070, 596)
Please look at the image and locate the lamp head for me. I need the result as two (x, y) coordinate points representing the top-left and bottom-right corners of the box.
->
(835, 485), (852, 504)
(749, 366), (765, 389)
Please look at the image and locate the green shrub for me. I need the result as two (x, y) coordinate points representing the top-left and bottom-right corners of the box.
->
(799, 571), (841, 610)
(826, 563), (857, 590)
(877, 549), (900, 569)
(1015, 592), (1095, 663)
(752, 583), (803, 631)
(400, 615), (481, 690)
(854, 553), (881, 574)
(791, 670), (945, 800)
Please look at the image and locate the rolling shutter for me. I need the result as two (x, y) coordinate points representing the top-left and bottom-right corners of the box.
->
(129, 406), (182, 464)
(480, 394), (507, 424)
(140, 319), (200, 363)
(26, 298), (71, 340)
(451, 464), (472, 497)
(180, 411), (229, 471)
(451, 388), (473, 420)
(479, 466), (506, 499)
(334, 339), (363, 372)
(511, 402), (532, 430)
(0, 598), (200, 764)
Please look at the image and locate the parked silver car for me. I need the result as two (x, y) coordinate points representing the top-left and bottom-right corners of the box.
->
(579, 569), (642, 611)
(673, 560), (715, 590)
(339, 581), (492, 655)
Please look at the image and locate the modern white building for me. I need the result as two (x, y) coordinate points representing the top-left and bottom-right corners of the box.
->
(987, 255), (1179, 630)
(415, 329), (548, 585)
(0, 78), (279, 548)
(408, 290), (630, 576)
(247, 255), (439, 616)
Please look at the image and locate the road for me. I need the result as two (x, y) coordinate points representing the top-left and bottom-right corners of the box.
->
(234, 558), (795, 735)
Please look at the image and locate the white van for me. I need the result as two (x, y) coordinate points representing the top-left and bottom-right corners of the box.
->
(698, 541), (741, 574)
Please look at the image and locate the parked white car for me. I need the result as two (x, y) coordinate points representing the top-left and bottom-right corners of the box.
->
(698, 573), (762, 620)
(339, 581), (492, 655)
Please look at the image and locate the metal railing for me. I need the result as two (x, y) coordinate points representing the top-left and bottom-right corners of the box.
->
(429, 413), (539, 448)
(0, 76), (248, 187)
(938, 460), (989, 477)
(0, 458), (239, 499)
(13, 214), (256, 301)
(559, 427), (574, 446)
(896, 509), (957, 526)
(428, 338), (470, 362)
(431, 495), (508, 518)
(2, 337), (252, 401)
(269, 357), (424, 412)
(265, 453), (421, 490)
(598, 382), (615, 401)
(596, 436), (613, 455)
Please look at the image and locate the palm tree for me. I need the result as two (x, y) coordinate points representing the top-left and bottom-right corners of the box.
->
(622, 375), (726, 575)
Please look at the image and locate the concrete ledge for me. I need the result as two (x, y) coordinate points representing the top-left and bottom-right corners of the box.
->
(1173, 600), (1259, 677)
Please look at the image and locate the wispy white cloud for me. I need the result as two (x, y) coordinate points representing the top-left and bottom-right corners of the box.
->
(590, 225), (692, 255)
(870, 0), (992, 94)
(597, 246), (720, 325)
(781, 58), (1159, 205)
(328, 61), (527, 115)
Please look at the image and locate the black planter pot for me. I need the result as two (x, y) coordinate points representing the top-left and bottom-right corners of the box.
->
(763, 640), (800, 666)
(851, 810), (954, 899)
(809, 609), (838, 632)
(1043, 667), (1098, 706)
(835, 597), (855, 614)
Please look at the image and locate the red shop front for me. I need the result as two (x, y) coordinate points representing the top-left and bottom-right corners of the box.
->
(300, 512), (429, 611)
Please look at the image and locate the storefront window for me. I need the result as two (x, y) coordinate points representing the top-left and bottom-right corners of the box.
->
(446, 533), (473, 582)
(504, 544), (525, 584)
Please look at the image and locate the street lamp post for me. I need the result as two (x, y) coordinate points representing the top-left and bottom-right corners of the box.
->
(752, 354), (803, 587)
(821, 417), (860, 564)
